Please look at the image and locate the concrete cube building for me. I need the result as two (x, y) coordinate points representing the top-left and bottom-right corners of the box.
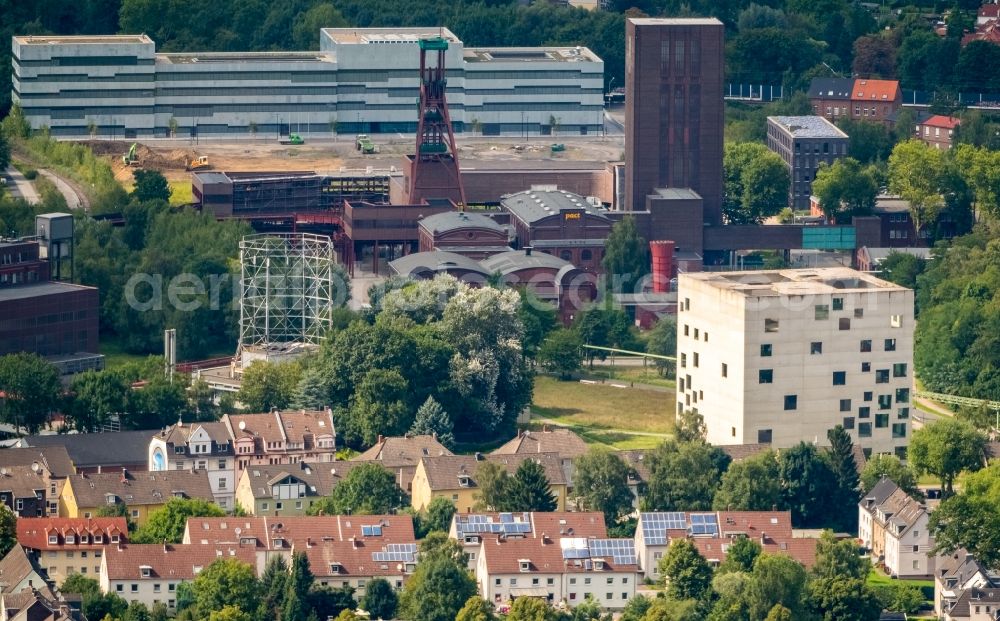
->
(676, 268), (914, 457)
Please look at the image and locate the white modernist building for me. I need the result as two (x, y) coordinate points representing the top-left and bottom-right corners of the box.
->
(11, 28), (604, 138)
(676, 268), (914, 456)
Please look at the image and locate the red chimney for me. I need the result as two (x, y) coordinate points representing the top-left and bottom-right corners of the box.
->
(649, 241), (675, 293)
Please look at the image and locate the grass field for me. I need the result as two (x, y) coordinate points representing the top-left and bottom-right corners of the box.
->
(99, 338), (152, 370)
(586, 365), (676, 389)
(168, 180), (194, 205)
(530, 375), (673, 449)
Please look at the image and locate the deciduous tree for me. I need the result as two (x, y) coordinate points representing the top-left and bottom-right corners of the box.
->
(860, 454), (921, 498)
(812, 158), (878, 222)
(132, 498), (225, 544)
(237, 360), (302, 413)
(658, 538), (713, 601)
(909, 417), (986, 496)
(360, 578), (397, 621)
(0, 352), (61, 434)
(455, 597), (497, 621)
(309, 463), (404, 516)
(713, 450), (782, 512)
(602, 216), (649, 293)
(723, 142), (790, 224)
(573, 448), (637, 525)
(778, 443), (838, 528)
(746, 554), (808, 620)
(930, 463), (1000, 567)
(888, 140), (947, 233)
(398, 533), (477, 621)
(538, 328), (582, 380)
(190, 559), (259, 618)
(643, 439), (730, 512)
(131, 169), (171, 203)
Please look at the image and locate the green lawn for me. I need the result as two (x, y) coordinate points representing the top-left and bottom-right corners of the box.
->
(530, 375), (673, 449)
(867, 569), (933, 590)
(99, 338), (152, 370)
(168, 180), (194, 205)
(585, 364), (677, 389)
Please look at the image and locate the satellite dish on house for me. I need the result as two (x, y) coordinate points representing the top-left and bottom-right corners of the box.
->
(31, 462), (40, 473)
(239, 421), (246, 431)
(0, 468), (8, 477)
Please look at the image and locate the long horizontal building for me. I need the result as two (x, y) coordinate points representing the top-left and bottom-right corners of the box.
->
(12, 28), (604, 138)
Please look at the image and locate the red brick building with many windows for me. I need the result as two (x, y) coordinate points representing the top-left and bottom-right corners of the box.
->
(501, 189), (612, 272)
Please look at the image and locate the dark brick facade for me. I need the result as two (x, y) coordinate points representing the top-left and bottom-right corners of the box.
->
(625, 18), (724, 223)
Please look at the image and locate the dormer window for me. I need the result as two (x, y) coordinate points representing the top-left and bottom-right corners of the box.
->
(65, 534), (76, 544)
(329, 563), (342, 574)
(458, 475), (471, 488)
(464, 535), (480, 545)
(140, 565), (152, 578)
(594, 559), (605, 570)
(47, 534), (58, 545)
(105, 494), (117, 505)
(80, 535), (89, 544)
(519, 559), (531, 572)
(94, 534), (103, 544)
(174, 446), (185, 454)
(273, 538), (285, 548)
(111, 534), (120, 543)
(404, 563), (416, 574)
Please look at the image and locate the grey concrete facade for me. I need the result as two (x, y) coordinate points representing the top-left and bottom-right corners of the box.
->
(12, 28), (604, 138)
(766, 115), (849, 211)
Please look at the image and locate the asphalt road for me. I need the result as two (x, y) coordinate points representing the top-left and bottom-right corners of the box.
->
(3, 166), (40, 204)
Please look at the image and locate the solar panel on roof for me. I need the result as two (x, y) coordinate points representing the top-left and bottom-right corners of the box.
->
(689, 513), (719, 536)
(499, 513), (514, 523)
(362, 525), (383, 537)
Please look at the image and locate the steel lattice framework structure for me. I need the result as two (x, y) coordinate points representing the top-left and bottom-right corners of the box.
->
(238, 233), (334, 353)
(407, 36), (467, 209)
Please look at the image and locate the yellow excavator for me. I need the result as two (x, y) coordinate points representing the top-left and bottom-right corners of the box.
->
(186, 155), (210, 171)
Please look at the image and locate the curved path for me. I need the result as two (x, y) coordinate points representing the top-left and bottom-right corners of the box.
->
(37, 169), (90, 211)
(4, 166), (40, 204)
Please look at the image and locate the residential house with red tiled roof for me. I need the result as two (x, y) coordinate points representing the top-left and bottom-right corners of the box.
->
(962, 20), (1000, 45)
(179, 514), (418, 598)
(977, 3), (1000, 26)
(851, 79), (902, 125)
(916, 115), (961, 149)
(183, 514), (415, 548)
(635, 510), (815, 580)
(356, 434), (453, 493)
(476, 533), (640, 610)
(222, 410), (336, 476)
(99, 543), (257, 613)
(306, 538), (419, 597)
(449, 512), (607, 569)
(18, 517), (127, 585)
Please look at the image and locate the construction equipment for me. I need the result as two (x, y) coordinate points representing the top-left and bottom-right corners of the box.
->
(355, 134), (377, 154)
(185, 155), (210, 171)
(279, 133), (304, 145)
(122, 143), (139, 166)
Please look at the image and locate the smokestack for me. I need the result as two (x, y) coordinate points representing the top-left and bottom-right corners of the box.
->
(649, 240), (675, 293)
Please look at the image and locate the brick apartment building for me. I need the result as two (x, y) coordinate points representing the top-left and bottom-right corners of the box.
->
(808, 78), (902, 126)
